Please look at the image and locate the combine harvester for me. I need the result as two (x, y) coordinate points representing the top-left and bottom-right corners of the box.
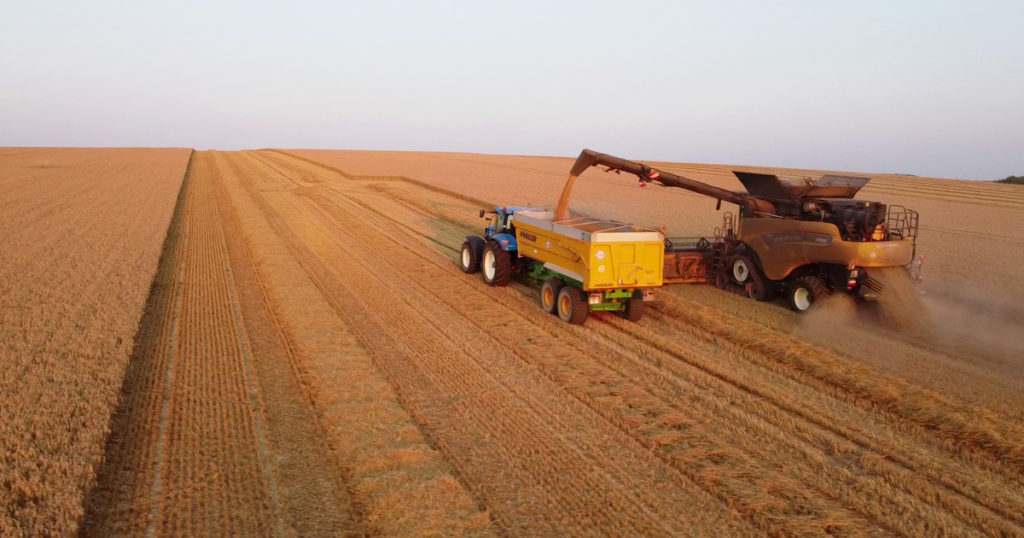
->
(461, 149), (921, 324)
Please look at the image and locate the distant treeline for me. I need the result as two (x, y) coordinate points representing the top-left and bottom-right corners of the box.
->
(995, 176), (1024, 184)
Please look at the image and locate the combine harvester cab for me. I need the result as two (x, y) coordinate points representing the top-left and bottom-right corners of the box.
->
(460, 207), (664, 325)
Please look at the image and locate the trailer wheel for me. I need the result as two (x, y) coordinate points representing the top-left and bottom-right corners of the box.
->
(540, 278), (562, 314)
(620, 290), (644, 322)
(556, 286), (588, 325)
(460, 241), (480, 273)
(787, 276), (827, 312)
(481, 242), (512, 286)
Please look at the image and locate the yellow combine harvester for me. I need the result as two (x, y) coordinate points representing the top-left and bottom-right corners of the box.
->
(558, 149), (921, 312)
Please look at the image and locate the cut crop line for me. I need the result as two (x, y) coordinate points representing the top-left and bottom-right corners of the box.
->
(143, 164), (192, 538)
(207, 167), (286, 535)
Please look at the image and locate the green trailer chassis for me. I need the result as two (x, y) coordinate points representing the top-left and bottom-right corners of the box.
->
(527, 262), (638, 312)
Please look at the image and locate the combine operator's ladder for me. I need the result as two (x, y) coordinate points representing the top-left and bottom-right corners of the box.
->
(707, 212), (737, 287)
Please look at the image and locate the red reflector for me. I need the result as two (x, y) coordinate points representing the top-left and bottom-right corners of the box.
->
(648, 170), (660, 180)
(501, 240), (509, 245)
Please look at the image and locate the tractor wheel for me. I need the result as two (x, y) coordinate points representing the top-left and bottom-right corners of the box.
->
(620, 290), (644, 322)
(540, 278), (562, 314)
(481, 242), (512, 286)
(787, 275), (828, 312)
(731, 253), (773, 301)
(556, 286), (588, 325)
(460, 241), (479, 273)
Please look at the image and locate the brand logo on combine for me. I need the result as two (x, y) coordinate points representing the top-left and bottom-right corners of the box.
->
(762, 232), (832, 246)
(520, 231), (537, 242)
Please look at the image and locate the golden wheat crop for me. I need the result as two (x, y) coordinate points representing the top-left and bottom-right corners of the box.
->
(0, 148), (191, 535)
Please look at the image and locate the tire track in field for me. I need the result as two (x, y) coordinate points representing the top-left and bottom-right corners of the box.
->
(229, 151), (756, 536)
(207, 152), (364, 536)
(265, 150), (1024, 536)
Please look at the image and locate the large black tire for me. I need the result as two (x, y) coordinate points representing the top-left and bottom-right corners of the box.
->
(540, 278), (562, 314)
(731, 253), (773, 301)
(460, 241), (479, 273)
(787, 275), (828, 312)
(481, 242), (512, 286)
(620, 290), (644, 322)
(556, 286), (588, 325)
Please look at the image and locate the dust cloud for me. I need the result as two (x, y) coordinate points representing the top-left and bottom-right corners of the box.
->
(797, 266), (1024, 385)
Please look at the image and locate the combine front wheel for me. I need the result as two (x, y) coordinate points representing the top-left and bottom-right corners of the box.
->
(731, 254), (753, 284)
(731, 254), (773, 301)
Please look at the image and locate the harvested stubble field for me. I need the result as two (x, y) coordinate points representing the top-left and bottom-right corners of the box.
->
(4, 148), (1024, 536)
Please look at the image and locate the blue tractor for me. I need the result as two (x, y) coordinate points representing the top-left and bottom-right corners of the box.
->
(460, 206), (540, 285)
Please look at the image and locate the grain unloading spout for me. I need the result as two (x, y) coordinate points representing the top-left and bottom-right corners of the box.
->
(554, 149), (776, 220)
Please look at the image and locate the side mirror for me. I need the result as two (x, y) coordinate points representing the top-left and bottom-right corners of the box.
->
(479, 209), (486, 218)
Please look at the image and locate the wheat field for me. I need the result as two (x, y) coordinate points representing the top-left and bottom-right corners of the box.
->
(3, 148), (1023, 536)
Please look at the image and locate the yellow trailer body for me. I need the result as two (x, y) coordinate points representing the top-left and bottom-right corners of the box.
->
(513, 210), (664, 291)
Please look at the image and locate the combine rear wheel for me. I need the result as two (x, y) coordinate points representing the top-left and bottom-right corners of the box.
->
(460, 241), (479, 273)
(556, 287), (588, 325)
(787, 276), (828, 312)
(619, 290), (644, 322)
(481, 242), (512, 286)
(540, 279), (562, 314)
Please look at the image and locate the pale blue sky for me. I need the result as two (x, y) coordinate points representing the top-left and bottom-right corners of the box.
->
(2, 1), (1021, 179)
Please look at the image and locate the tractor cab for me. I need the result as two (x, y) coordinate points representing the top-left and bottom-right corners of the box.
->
(479, 206), (538, 241)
